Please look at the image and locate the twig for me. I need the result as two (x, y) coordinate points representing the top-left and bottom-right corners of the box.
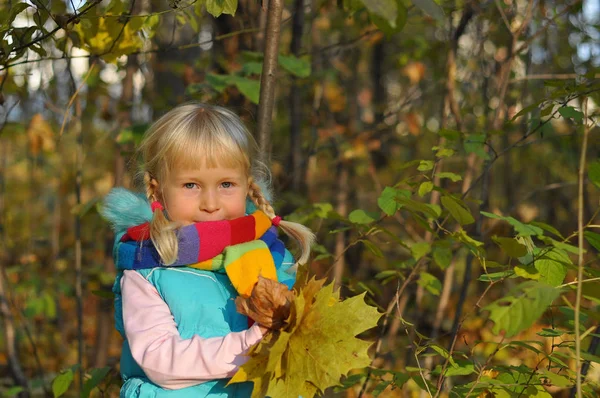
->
(573, 97), (590, 398)
(494, 0), (512, 34)
(10, 0), (102, 54)
(514, 2), (581, 56)
(58, 63), (96, 138)
(465, 337), (505, 397)
(434, 280), (499, 396)
(105, 0), (137, 55)
(510, 73), (600, 83)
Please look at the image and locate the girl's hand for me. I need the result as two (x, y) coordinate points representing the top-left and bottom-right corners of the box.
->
(236, 276), (295, 330)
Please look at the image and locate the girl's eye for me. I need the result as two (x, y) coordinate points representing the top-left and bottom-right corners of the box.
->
(184, 183), (197, 189)
(221, 182), (233, 188)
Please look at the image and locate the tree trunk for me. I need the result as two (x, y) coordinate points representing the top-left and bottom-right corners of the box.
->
(256, 0), (284, 168)
(289, 0), (305, 193)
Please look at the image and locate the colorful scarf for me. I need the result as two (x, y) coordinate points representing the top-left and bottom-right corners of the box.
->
(115, 211), (288, 297)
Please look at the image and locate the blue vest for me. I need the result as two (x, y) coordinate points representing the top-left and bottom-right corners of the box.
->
(112, 234), (296, 398)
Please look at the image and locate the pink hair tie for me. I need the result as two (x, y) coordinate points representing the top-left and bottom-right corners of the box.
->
(151, 201), (164, 212)
(272, 216), (282, 227)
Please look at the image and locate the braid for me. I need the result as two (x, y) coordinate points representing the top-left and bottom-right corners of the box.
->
(143, 172), (155, 202)
(143, 171), (178, 265)
(248, 177), (275, 218)
(248, 176), (315, 265)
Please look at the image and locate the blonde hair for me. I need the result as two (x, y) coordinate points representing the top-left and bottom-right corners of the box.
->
(138, 102), (315, 266)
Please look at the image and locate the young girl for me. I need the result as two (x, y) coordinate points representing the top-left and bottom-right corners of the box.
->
(101, 103), (314, 397)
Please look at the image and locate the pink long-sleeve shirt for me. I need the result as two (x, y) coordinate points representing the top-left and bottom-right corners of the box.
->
(121, 270), (263, 390)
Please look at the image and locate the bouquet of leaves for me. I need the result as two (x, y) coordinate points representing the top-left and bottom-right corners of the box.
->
(231, 274), (382, 397)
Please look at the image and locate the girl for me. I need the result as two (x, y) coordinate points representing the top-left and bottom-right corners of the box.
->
(101, 103), (314, 397)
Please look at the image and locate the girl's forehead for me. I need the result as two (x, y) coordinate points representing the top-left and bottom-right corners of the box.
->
(168, 157), (248, 177)
(167, 149), (248, 171)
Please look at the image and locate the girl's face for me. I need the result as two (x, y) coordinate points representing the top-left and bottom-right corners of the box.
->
(158, 162), (249, 225)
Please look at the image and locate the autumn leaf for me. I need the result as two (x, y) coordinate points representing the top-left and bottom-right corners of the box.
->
(230, 277), (382, 397)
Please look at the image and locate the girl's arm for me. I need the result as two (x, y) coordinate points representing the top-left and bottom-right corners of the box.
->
(121, 270), (263, 390)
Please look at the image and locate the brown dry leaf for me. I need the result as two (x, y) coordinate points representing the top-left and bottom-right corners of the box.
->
(402, 62), (426, 84)
(323, 81), (346, 113)
(405, 112), (421, 136)
(27, 113), (55, 155)
(236, 276), (295, 330)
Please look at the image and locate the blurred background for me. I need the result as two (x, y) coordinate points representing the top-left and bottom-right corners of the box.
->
(0, 0), (599, 396)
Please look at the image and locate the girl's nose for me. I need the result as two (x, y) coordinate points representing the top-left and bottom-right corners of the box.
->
(200, 191), (219, 212)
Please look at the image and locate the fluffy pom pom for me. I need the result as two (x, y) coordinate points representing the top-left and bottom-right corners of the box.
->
(100, 188), (153, 232)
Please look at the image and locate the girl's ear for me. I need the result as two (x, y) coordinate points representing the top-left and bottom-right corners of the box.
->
(149, 178), (160, 202)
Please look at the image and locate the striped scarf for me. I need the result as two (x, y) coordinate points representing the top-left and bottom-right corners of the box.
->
(115, 211), (286, 297)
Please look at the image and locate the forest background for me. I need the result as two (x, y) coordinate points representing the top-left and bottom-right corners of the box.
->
(0, 0), (599, 397)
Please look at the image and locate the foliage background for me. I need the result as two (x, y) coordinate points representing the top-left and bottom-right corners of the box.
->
(0, 0), (599, 397)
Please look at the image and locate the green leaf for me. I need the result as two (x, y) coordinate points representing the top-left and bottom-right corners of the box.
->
(361, 240), (383, 258)
(434, 147), (455, 158)
(410, 242), (431, 260)
(438, 128), (461, 141)
(81, 367), (111, 398)
(435, 360), (475, 376)
(558, 106), (583, 122)
(480, 211), (543, 236)
(484, 281), (560, 338)
(3, 386), (24, 397)
(410, 0), (445, 21)
(529, 221), (564, 239)
(370, 2), (407, 36)
(206, 73), (231, 93)
(589, 160), (600, 189)
(231, 76), (260, 104)
(535, 248), (570, 287)
(372, 380), (391, 396)
(537, 328), (566, 337)
(418, 272), (441, 296)
(433, 246), (452, 270)
(464, 133), (490, 160)
(349, 209), (379, 224)
(493, 236), (528, 257)
(429, 344), (456, 367)
(514, 264), (540, 280)
(206, 0), (238, 17)
(359, 0), (398, 27)
(417, 160), (434, 171)
(435, 172), (462, 182)
(585, 231), (600, 252)
(453, 229), (484, 252)
(52, 369), (74, 398)
(418, 181), (433, 197)
(393, 372), (410, 387)
(241, 61), (263, 76)
(8, 3), (30, 27)
(377, 187), (400, 215)
(441, 196), (474, 225)
(278, 55), (311, 78)
(396, 197), (440, 219)
(538, 369), (572, 388)
(511, 102), (540, 121)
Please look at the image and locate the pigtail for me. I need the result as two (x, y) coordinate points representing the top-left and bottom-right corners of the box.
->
(144, 172), (178, 265)
(248, 177), (315, 265)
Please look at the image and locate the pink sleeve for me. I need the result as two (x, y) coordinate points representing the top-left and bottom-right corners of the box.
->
(121, 270), (263, 390)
